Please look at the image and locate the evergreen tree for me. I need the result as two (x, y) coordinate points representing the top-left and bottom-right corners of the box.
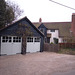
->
(0, 0), (6, 28)
(0, 0), (23, 29)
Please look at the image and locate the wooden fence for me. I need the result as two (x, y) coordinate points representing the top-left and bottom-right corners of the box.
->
(44, 43), (59, 52)
(59, 43), (75, 49)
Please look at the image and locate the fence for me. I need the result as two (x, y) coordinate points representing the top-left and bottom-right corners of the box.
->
(59, 43), (75, 49)
(44, 43), (59, 52)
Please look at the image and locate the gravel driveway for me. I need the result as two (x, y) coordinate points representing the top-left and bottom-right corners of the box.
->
(0, 52), (75, 75)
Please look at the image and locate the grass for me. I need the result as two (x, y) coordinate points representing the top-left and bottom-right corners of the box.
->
(58, 48), (75, 55)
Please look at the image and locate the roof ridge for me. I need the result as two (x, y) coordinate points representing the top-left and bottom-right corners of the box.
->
(33, 22), (71, 24)
(0, 16), (27, 31)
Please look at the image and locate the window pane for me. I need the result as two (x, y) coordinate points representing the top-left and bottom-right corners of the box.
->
(9, 37), (11, 39)
(6, 39), (8, 42)
(35, 37), (40, 42)
(27, 37), (33, 42)
(2, 40), (5, 42)
(9, 39), (11, 42)
(8, 37), (12, 42)
(6, 37), (8, 40)
(51, 29), (55, 32)
(13, 37), (16, 42)
(16, 37), (18, 40)
(19, 37), (21, 40)
(13, 37), (21, 42)
(13, 37), (15, 40)
(13, 40), (15, 42)
(19, 39), (21, 42)
(2, 36), (12, 43)
(2, 36), (5, 39)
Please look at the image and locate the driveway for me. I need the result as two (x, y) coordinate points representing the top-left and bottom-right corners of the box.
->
(0, 52), (75, 75)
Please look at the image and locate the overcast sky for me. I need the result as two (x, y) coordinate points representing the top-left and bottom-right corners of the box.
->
(6, 0), (75, 22)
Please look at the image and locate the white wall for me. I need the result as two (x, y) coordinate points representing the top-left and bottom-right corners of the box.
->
(47, 30), (63, 43)
(59, 38), (63, 43)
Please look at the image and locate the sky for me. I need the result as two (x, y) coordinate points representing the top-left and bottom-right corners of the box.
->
(6, 0), (75, 22)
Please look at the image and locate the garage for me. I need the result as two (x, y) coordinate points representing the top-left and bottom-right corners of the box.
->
(26, 37), (40, 53)
(1, 36), (22, 55)
(0, 17), (44, 55)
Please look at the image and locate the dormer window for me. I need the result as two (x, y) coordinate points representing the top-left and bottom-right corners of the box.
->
(50, 29), (55, 32)
(40, 28), (44, 33)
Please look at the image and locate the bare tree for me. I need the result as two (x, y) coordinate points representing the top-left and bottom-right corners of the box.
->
(0, 0), (23, 29)
(16, 23), (33, 54)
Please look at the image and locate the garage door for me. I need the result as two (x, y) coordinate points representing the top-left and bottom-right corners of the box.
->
(1, 36), (22, 55)
(26, 37), (40, 53)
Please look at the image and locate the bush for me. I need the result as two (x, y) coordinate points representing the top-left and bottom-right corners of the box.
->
(51, 42), (54, 44)
(58, 48), (75, 55)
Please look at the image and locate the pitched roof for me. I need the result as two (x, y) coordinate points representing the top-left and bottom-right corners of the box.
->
(33, 22), (71, 37)
(0, 17), (44, 37)
(33, 22), (40, 28)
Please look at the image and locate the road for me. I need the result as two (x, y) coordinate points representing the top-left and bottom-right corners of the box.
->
(52, 70), (75, 75)
(0, 52), (75, 75)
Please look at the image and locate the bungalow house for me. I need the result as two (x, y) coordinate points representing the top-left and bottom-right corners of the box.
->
(0, 17), (44, 55)
(33, 13), (75, 44)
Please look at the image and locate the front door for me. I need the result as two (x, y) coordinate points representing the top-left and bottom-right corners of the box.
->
(47, 37), (50, 43)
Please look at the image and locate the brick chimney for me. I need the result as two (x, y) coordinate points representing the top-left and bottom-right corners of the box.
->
(71, 13), (75, 37)
(39, 18), (42, 23)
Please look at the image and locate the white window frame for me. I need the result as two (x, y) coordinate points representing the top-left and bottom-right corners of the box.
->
(13, 36), (21, 42)
(34, 37), (40, 42)
(2, 36), (12, 43)
(50, 29), (55, 32)
(27, 37), (33, 42)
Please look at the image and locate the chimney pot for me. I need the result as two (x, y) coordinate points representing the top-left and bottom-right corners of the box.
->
(72, 13), (75, 15)
(39, 18), (42, 23)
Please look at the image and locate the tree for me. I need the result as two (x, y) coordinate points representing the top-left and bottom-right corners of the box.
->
(16, 23), (33, 54)
(6, 0), (23, 21)
(0, 0), (23, 29)
(0, 0), (6, 28)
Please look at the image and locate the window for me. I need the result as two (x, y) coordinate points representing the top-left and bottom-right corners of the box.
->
(13, 37), (21, 42)
(2, 36), (12, 43)
(63, 39), (67, 43)
(34, 37), (40, 42)
(47, 37), (50, 43)
(50, 29), (55, 32)
(27, 37), (33, 42)
(40, 28), (44, 33)
(53, 38), (58, 44)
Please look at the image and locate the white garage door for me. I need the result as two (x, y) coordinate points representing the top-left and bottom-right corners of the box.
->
(26, 37), (40, 53)
(1, 36), (22, 55)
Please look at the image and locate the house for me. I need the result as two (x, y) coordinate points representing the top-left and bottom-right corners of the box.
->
(33, 13), (75, 43)
(0, 17), (44, 55)
(34, 22), (71, 43)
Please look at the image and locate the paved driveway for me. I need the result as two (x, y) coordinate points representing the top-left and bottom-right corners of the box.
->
(0, 52), (75, 75)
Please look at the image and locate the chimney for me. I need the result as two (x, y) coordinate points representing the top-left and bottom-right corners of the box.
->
(39, 18), (42, 23)
(71, 13), (75, 37)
